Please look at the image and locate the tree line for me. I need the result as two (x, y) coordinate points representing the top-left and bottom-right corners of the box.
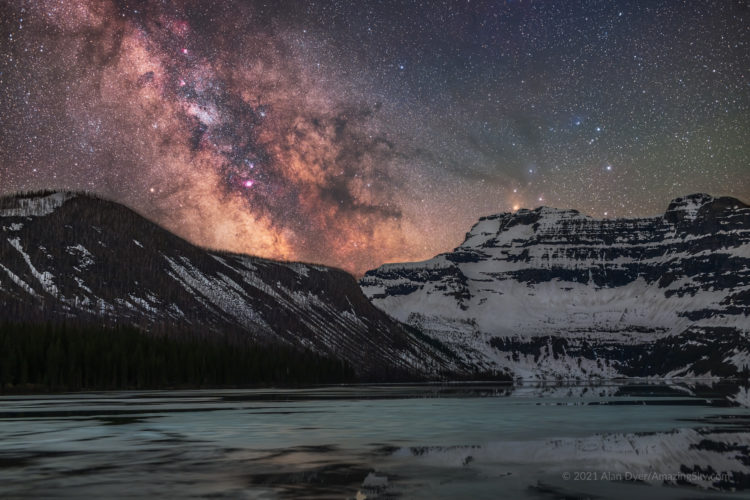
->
(0, 322), (356, 392)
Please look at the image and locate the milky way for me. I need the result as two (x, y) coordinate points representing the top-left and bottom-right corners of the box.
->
(1, 1), (748, 274)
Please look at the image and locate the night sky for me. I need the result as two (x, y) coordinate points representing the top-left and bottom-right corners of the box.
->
(1, 1), (748, 274)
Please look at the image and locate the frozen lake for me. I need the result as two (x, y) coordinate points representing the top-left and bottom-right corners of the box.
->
(1, 383), (748, 499)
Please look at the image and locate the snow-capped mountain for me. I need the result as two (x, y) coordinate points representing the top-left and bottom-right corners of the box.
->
(361, 194), (750, 380)
(0, 191), (452, 380)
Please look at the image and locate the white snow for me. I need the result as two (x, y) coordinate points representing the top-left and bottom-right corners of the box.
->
(284, 262), (310, 277)
(73, 277), (92, 294)
(0, 192), (76, 217)
(7, 237), (59, 296)
(0, 263), (37, 296)
(665, 194), (714, 220)
(129, 294), (159, 314)
(67, 244), (95, 269)
(163, 254), (271, 332)
(362, 198), (750, 378)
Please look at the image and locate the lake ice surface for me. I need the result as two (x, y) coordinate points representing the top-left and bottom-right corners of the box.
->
(0, 383), (748, 499)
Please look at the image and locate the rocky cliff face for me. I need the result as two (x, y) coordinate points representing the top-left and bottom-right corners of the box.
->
(0, 191), (452, 380)
(361, 194), (750, 380)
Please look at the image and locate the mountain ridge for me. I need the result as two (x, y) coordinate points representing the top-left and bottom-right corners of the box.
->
(2, 190), (748, 382)
(0, 190), (460, 380)
(361, 193), (750, 380)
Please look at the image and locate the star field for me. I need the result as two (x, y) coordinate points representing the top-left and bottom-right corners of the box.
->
(1, 0), (748, 274)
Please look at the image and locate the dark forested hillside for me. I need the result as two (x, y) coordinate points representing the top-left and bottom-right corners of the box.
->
(0, 191), (458, 382)
(0, 322), (356, 392)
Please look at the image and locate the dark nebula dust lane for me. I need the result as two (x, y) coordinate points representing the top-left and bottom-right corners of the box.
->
(1, 1), (748, 274)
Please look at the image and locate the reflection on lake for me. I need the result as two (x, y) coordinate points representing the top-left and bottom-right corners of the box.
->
(0, 382), (748, 499)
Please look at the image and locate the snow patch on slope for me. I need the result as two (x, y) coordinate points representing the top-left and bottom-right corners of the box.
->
(0, 263), (38, 296)
(163, 254), (270, 332)
(7, 237), (59, 296)
(0, 192), (76, 217)
(67, 244), (95, 270)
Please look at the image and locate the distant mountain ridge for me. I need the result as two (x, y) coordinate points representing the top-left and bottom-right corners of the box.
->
(3, 190), (748, 382)
(360, 194), (750, 380)
(0, 191), (455, 380)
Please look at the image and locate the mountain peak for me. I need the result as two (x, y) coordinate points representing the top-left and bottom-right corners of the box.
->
(458, 205), (590, 250)
(361, 193), (750, 380)
(664, 193), (748, 225)
(0, 189), (448, 379)
(665, 193), (714, 219)
(0, 191), (80, 218)
(533, 205), (582, 214)
(466, 193), (747, 239)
